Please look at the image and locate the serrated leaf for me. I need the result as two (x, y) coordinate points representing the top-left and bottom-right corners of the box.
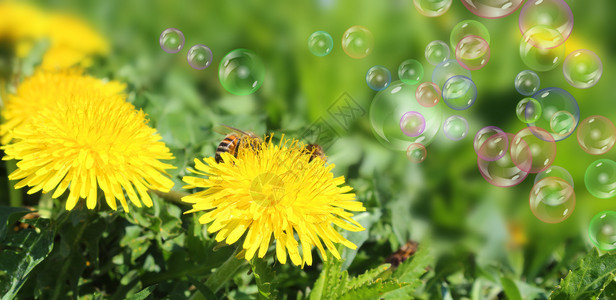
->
(309, 257), (344, 300)
(393, 240), (433, 287)
(0, 218), (54, 300)
(347, 264), (390, 290)
(338, 279), (407, 300)
(550, 249), (616, 300)
(251, 257), (279, 299)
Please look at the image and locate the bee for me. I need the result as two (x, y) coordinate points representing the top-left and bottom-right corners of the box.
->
(302, 143), (327, 162)
(214, 124), (262, 163)
(385, 240), (418, 268)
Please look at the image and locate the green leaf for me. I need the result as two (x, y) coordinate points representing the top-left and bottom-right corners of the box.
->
(0, 218), (54, 300)
(338, 279), (407, 300)
(251, 257), (279, 299)
(126, 285), (157, 300)
(0, 206), (30, 241)
(500, 277), (522, 300)
(380, 240), (433, 299)
(550, 249), (616, 300)
(309, 257), (344, 300)
(188, 276), (218, 300)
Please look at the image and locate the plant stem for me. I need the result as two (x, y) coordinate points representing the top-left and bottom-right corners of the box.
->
(205, 247), (246, 293)
(6, 160), (23, 207)
(51, 210), (89, 300)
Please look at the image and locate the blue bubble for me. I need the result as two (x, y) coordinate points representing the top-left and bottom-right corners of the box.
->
(366, 65), (392, 91)
(442, 75), (477, 110)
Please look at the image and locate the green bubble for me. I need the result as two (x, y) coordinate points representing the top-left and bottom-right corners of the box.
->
(450, 20), (490, 50)
(398, 59), (424, 85)
(219, 49), (265, 95)
(585, 159), (616, 199)
(516, 97), (542, 123)
(308, 31), (333, 57)
(589, 211), (616, 251)
(550, 110), (576, 136)
(530, 177), (575, 224)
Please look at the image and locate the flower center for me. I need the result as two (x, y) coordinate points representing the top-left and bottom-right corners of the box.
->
(250, 172), (286, 207)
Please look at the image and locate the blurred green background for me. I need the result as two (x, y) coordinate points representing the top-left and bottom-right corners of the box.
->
(2, 0), (616, 298)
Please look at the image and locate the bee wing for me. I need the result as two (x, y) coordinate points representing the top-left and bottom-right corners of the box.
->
(213, 124), (251, 136)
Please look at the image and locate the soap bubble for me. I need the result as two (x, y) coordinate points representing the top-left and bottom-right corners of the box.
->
(416, 82), (441, 107)
(461, 0), (525, 19)
(218, 49), (265, 95)
(308, 31), (333, 56)
(515, 70), (540, 96)
(550, 110), (576, 136)
(530, 177), (575, 224)
(400, 111), (426, 137)
(425, 40), (451, 66)
(366, 65), (392, 91)
(398, 59), (424, 85)
(516, 97), (542, 123)
(519, 0), (573, 48)
(406, 143), (428, 163)
(589, 211), (616, 251)
(442, 75), (477, 111)
(577, 115), (616, 155)
(432, 59), (472, 89)
(370, 81), (443, 151)
(585, 159), (616, 199)
(443, 115), (469, 141)
(519, 25), (566, 71)
(413, 0), (452, 17)
(534, 165), (574, 188)
(478, 133), (530, 187)
(160, 28), (185, 54)
(563, 49), (603, 89)
(342, 26), (374, 59)
(528, 87), (580, 141)
(510, 126), (556, 174)
(455, 35), (490, 71)
(187, 44), (213, 70)
(474, 126), (508, 161)
(450, 20), (490, 50)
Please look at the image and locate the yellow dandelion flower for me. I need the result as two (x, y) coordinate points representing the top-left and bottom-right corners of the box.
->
(40, 13), (109, 70)
(182, 136), (366, 266)
(0, 69), (125, 144)
(0, 2), (48, 57)
(2, 71), (175, 211)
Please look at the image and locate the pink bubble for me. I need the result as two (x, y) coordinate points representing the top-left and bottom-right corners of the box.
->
(510, 126), (556, 174)
(530, 177), (575, 223)
(415, 82), (441, 107)
(400, 111), (426, 137)
(474, 126), (508, 161)
(461, 0), (525, 19)
(478, 133), (530, 187)
(455, 35), (490, 71)
(519, 0), (573, 48)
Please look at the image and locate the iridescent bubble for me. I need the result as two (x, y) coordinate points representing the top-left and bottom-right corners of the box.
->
(366, 65), (392, 91)
(455, 35), (490, 71)
(413, 0), (452, 17)
(589, 211), (616, 251)
(474, 126), (508, 161)
(159, 28), (185, 54)
(187, 44), (213, 70)
(341, 26), (374, 59)
(416, 82), (441, 107)
(530, 177), (575, 224)
(218, 49), (265, 95)
(529, 87), (580, 141)
(398, 59), (424, 85)
(400, 111), (426, 137)
(515, 70), (540, 96)
(443, 115), (469, 141)
(425, 40), (451, 66)
(308, 31), (333, 56)
(461, 0), (525, 19)
(519, 0), (573, 47)
(450, 20), (491, 50)
(550, 110), (576, 136)
(511, 126), (556, 174)
(406, 143), (427, 163)
(370, 81), (443, 151)
(534, 165), (574, 188)
(585, 159), (616, 199)
(515, 97), (542, 123)
(563, 49), (603, 89)
(432, 59), (471, 89)
(442, 75), (477, 111)
(577, 115), (616, 155)
(520, 25), (566, 71)
(478, 133), (530, 187)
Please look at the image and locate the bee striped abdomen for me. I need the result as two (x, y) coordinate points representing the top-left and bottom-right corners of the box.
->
(215, 134), (240, 163)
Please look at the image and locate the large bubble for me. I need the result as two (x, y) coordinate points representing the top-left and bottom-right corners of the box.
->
(455, 35), (491, 70)
(519, 0), (573, 48)
(576, 115), (616, 155)
(474, 126), (508, 161)
(442, 75), (477, 111)
(589, 211), (616, 251)
(219, 49), (265, 95)
(370, 81), (443, 151)
(585, 159), (616, 199)
(534, 165), (574, 188)
(461, 0), (525, 19)
(160, 28), (185, 54)
(511, 126), (556, 174)
(398, 59), (424, 85)
(528, 87), (579, 142)
(530, 177), (575, 224)
(478, 133), (530, 187)
(432, 59), (472, 89)
(187, 44), (213, 70)
(563, 49), (603, 89)
(413, 0), (452, 17)
(450, 20), (490, 50)
(519, 25), (566, 72)
(342, 26), (374, 59)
